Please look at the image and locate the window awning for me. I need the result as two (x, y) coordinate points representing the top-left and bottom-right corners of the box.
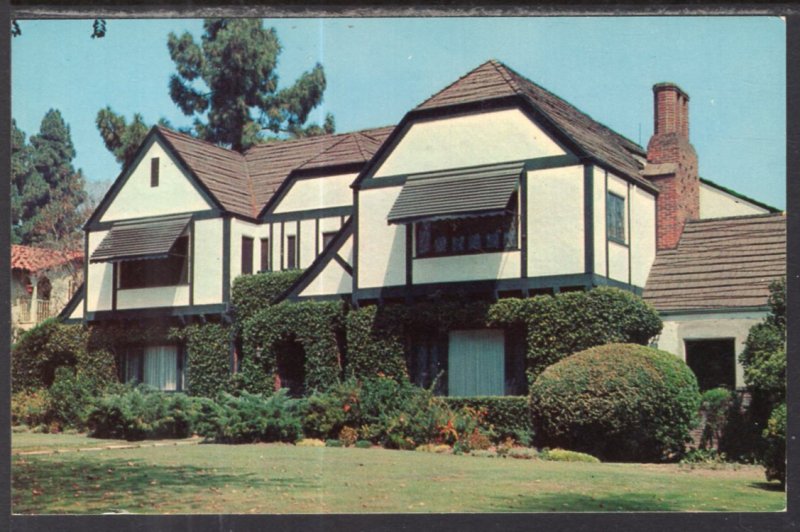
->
(386, 162), (524, 225)
(89, 214), (191, 263)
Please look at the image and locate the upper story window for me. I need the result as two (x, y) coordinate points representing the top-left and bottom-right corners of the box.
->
(415, 192), (518, 258)
(241, 236), (254, 275)
(118, 236), (189, 289)
(286, 235), (297, 269)
(607, 192), (626, 243)
(260, 238), (271, 272)
(150, 157), (160, 187)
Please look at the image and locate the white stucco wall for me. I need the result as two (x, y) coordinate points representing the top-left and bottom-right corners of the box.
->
(100, 140), (213, 222)
(357, 187), (406, 289)
(117, 285), (190, 309)
(655, 310), (767, 389)
(272, 173), (356, 213)
(298, 234), (355, 298)
(699, 182), (771, 219)
(230, 218), (267, 279)
(593, 167), (607, 276)
(527, 165), (584, 277)
(193, 217), (224, 305)
(373, 109), (566, 178)
(414, 251), (521, 284)
(630, 186), (657, 287)
(299, 219), (316, 269)
(86, 230), (113, 312)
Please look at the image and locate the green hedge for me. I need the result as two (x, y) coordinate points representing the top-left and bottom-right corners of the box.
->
(232, 270), (304, 323)
(345, 305), (408, 381)
(530, 343), (700, 462)
(762, 403), (786, 485)
(241, 300), (346, 394)
(443, 396), (532, 445)
(169, 323), (231, 398)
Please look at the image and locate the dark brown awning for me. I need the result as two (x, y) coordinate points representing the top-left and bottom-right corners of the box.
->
(386, 162), (523, 225)
(89, 214), (191, 263)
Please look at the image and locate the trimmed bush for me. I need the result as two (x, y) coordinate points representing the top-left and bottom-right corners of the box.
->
(296, 438), (325, 447)
(193, 390), (303, 444)
(443, 396), (532, 445)
(232, 270), (305, 323)
(762, 403), (786, 486)
(87, 386), (197, 441)
(541, 449), (601, 463)
(530, 343), (700, 462)
(170, 323), (231, 398)
(12, 320), (88, 391)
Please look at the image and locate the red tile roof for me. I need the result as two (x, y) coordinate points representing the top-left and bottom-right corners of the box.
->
(643, 213), (786, 312)
(11, 245), (83, 273)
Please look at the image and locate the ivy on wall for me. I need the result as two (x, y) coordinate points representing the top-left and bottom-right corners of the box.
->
(170, 323), (231, 398)
(231, 270), (304, 323)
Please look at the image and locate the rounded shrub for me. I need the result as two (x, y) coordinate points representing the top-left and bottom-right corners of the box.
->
(762, 403), (786, 486)
(530, 343), (700, 462)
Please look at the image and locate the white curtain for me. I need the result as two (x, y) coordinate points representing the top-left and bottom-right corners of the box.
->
(144, 345), (178, 391)
(448, 329), (505, 396)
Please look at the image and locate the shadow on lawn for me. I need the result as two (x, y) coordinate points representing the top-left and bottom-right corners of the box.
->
(492, 492), (676, 512)
(13, 455), (310, 514)
(749, 481), (785, 493)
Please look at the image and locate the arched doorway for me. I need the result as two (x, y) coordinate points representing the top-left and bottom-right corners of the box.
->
(274, 337), (306, 398)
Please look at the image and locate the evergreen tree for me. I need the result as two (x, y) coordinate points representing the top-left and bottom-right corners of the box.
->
(95, 108), (150, 167)
(25, 110), (87, 247)
(11, 120), (48, 245)
(167, 18), (334, 151)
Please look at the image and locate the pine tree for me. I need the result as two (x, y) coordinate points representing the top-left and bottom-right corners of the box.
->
(26, 110), (87, 247)
(11, 120), (48, 245)
(96, 107), (150, 167)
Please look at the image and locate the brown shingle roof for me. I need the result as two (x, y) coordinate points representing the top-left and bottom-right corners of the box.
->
(643, 213), (786, 312)
(12, 245), (83, 273)
(416, 60), (648, 185)
(158, 126), (394, 218)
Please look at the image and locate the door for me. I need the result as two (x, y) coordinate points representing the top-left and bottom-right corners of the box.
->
(684, 338), (736, 391)
(448, 329), (505, 396)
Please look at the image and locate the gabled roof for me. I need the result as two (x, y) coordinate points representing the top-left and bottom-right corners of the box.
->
(12, 245), (83, 273)
(156, 126), (394, 219)
(415, 60), (647, 184)
(643, 213), (786, 312)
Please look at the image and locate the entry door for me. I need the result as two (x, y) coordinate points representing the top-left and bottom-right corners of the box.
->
(684, 339), (736, 391)
(448, 329), (505, 396)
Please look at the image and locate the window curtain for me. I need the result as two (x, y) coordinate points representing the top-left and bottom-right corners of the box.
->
(144, 345), (178, 391)
(448, 329), (505, 396)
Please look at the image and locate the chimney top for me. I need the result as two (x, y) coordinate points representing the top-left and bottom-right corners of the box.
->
(653, 82), (690, 101)
(652, 82), (690, 138)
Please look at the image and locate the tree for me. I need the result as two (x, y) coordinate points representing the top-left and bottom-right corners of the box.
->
(11, 120), (48, 245)
(95, 108), (150, 167)
(21, 110), (87, 248)
(168, 18), (334, 151)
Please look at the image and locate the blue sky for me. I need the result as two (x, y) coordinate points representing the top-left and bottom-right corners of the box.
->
(12, 16), (786, 209)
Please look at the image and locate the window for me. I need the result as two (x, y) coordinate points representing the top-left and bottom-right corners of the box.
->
(286, 235), (297, 269)
(607, 192), (625, 243)
(125, 345), (182, 391)
(415, 193), (517, 258)
(150, 157), (160, 187)
(241, 236), (254, 275)
(685, 339), (736, 391)
(448, 330), (505, 396)
(260, 238), (271, 272)
(118, 236), (189, 289)
(321, 231), (337, 250)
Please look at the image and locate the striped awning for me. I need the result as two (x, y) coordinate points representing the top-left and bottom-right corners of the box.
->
(89, 214), (191, 263)
(386, 162), (523, 225)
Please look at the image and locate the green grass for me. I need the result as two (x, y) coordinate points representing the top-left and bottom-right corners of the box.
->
(11, 435), (784, 514)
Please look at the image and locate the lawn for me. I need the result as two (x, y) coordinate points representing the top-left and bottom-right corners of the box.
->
(12, 434), (784, 514)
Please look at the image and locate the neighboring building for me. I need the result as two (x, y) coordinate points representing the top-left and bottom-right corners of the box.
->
(12, 245), (83, 337)
(67, 60), (784, 394)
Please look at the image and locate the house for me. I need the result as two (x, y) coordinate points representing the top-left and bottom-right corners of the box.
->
(12, 245), (83, 338)
(66, 59), (784, 395)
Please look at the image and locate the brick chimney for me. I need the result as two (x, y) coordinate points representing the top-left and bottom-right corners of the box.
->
(644, 83), (699, 250)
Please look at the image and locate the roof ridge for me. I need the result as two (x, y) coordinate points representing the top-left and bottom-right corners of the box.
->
(241, 151), (257, 218)
(415, 59), (500, 109)
(686, 212), (786, 225)
(352, 132), (371, 161)
(489, 59), (524, 95)
(156, 125), (247, 160)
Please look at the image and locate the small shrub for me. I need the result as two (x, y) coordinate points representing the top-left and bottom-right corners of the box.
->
(508, 447), (539, 460)
(325, 439), (343, 447)
(443, 396), (532, 445)
(415, 443), (451, 453)
(762, 403), (786, 486)
(679, 448), (728, 468)
(530, 343), (700, 462)
(296, 438), (325, 447)
(541, 448), (600, 463)
(470, 450), (497, 458)
(11, 390), (49, 428)
(354, 440), (372, 449)
(339, 426), (358, 447)
(194, 390), (303, 444)
(46, 367), (98, 431)
(699, 387), (734, 451)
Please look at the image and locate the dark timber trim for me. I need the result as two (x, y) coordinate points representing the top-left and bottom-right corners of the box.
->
(333, 253), (354, 276)
(519, 168), (528, 280)
(584, 164), (595, 275)
(86, 303), (229, 322)
(58, 283), (85, 322)
(405, 225), (413, 288)
(222, 216), (231, 303)
(359, 174), (407, 190)
(296, 220), (301, 268)
(280, 221), (285, 270)
(262, 205), (351, 223)
(111, 262), (118, 311)
(83, 230), (89, 318)
(604, 170), (610, 278)
(352, 189), (360, 299)
(315, 218), (320, 257)
(189, 218), (195, 306)
(269, 223), (274, 272)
